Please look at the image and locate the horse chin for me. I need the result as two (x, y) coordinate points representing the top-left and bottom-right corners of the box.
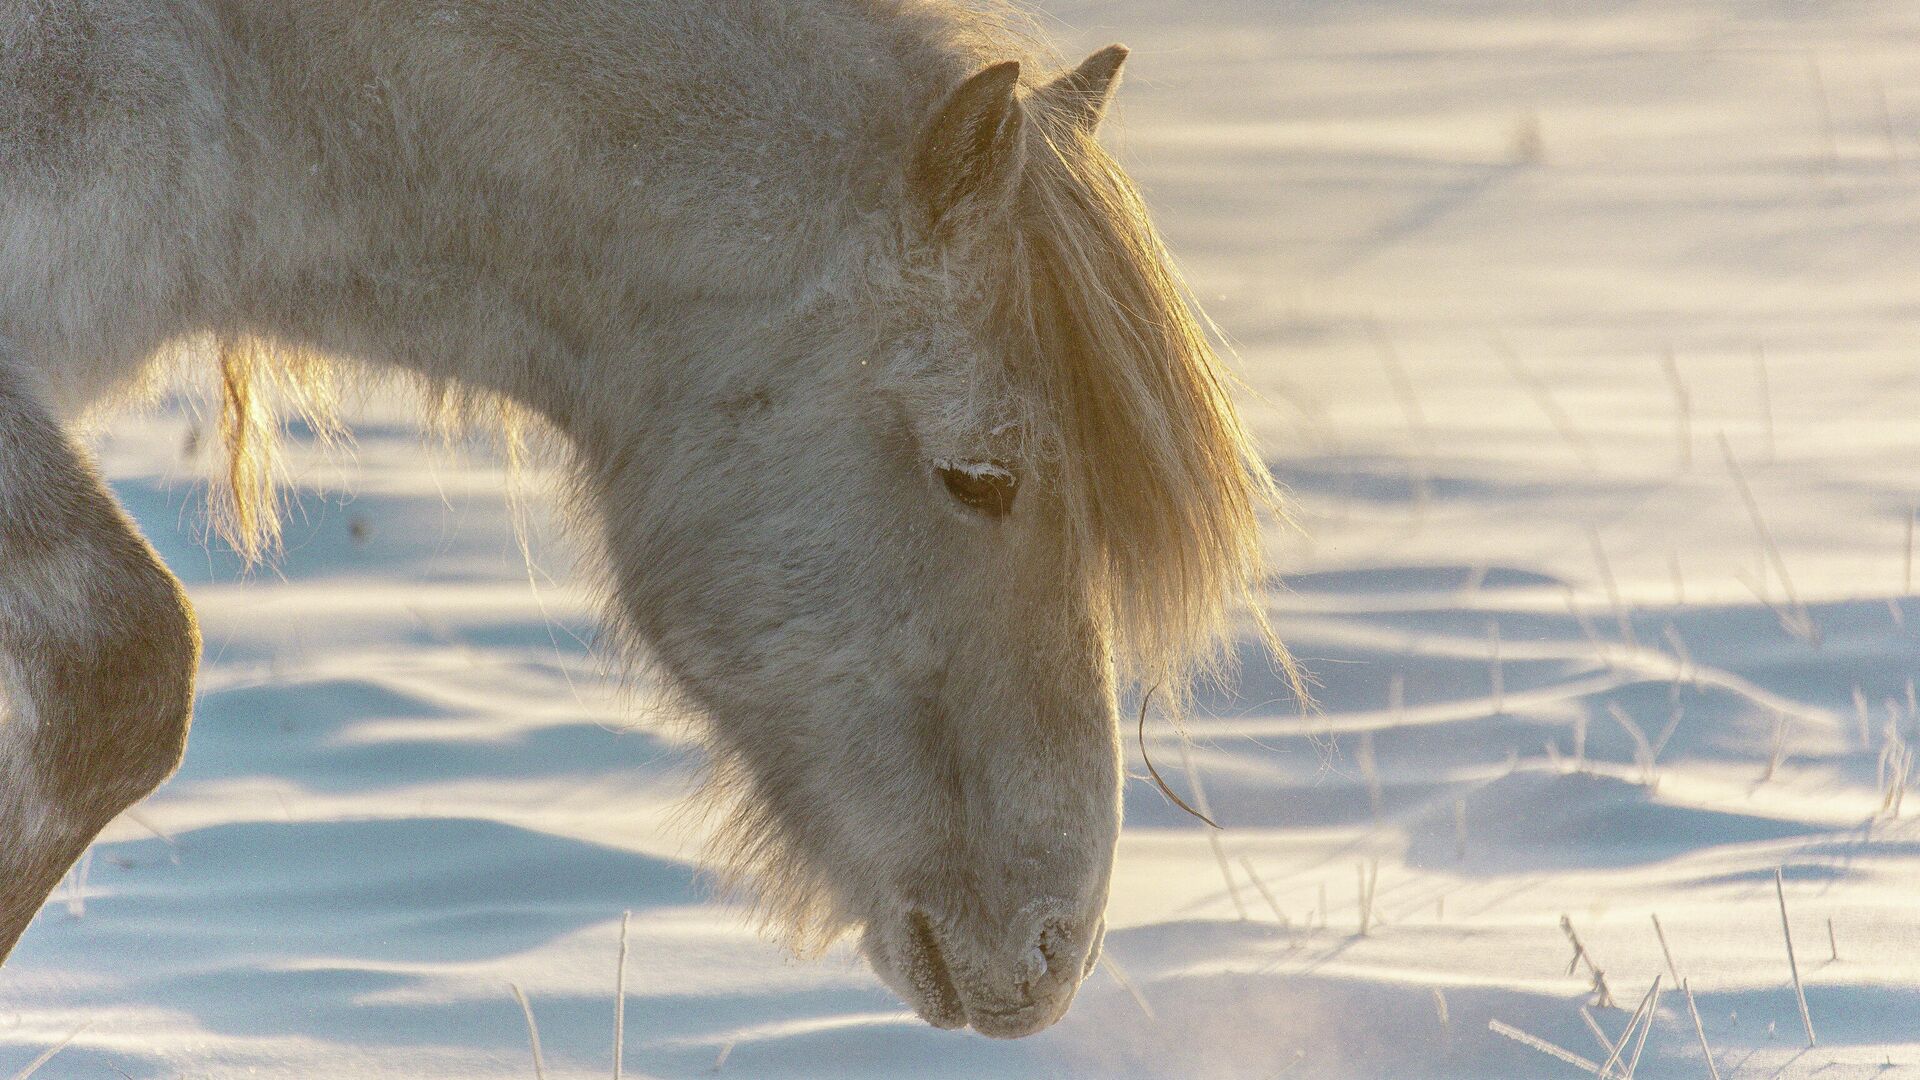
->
(859, 905), (1104, 1038)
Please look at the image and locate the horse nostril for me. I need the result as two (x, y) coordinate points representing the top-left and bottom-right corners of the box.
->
(1016, 917), (1078, 996)
(904, 910), (965, 1024)
(1018, 943), (1048, 985)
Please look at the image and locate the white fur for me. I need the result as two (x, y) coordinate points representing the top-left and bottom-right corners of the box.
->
(0, 1), (1276, 1037)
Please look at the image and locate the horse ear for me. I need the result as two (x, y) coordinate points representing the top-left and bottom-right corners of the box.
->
(909, 60), (1026, 233)
(1037, 44), (1129, 133)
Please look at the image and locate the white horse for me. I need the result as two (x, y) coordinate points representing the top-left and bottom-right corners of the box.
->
(0, 0), (1276, 1037)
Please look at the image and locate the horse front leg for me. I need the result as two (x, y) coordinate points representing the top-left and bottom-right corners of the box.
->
(0, 348), (200, 964)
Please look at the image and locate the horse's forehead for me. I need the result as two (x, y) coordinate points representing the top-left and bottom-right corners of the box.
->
(868, 323), (1035, 451)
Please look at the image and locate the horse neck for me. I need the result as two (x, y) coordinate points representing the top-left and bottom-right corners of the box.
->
(204, 0), (968, 437)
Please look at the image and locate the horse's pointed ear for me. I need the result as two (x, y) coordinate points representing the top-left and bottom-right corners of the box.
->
(1038, 44), (1129, 133)
(909, 60), (1026, 234)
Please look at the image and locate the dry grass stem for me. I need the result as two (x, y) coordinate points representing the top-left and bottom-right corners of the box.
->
(1878, 708), (1910, 816)
(9, 1024), (89, 1080)
(1175, 735), (1246, 919)
(1356, 860), (1380, 936)
(1588, 529), (1636, 647)
(1238, 856), (1289, 925)
(1580, 1006), (1621, 1059)
(1560, 914), (1615, 1008)
(1764, 712), (1791, 782)
(1773, 868), (1816, 1047)
(1599, 975), (1661, 1079)
(1682, 979), (1722, 1080)
(1718, 433), (1817, 644)
(1356, 731), (1383, 817)
(1659, 348), (1693, 470)
(511, 983), (549, 1080)
(1565, 589), (1615, 671)
(1606, 702), (1658, 785)
(1662, 624), (1694, 688)
(1100, 953), (1156, 1021)
(1489, 337), (1595, 468)
(1652, 913), (1681, 983)
(1488, 621), (1504, 716)
(1487, 1020), (1601, 1072)
(1624, 978), (1662, 1078)
(614, 909), (631, 1080)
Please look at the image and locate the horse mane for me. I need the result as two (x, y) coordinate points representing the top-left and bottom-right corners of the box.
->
(999, 98), (1294, 701)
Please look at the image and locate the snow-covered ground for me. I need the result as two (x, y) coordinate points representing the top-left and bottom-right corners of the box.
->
(6, 2), (1920, 1076)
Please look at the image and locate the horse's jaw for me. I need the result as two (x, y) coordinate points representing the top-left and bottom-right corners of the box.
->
(859, 899), (1107, 1038)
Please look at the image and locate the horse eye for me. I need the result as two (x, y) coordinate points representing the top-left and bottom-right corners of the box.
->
(937, 460), (1019, 518)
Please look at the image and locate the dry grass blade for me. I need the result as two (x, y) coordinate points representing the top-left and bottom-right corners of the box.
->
(1489, 336), (1596, 468)
(1356, 860), (1380, 936)
(1651, 704), (1684, 763)
(1100, 953), (1156, 1021)
(1682, 979), (1722, 1080)
(1659, 348), (1693, 470)
(1580, 1006), (1619, 1058)
(1717, 433), (1817, 644)
(1661, 624), (1695, 687)
(1238, 856), (1289, 925)
(1581, 1004), (1644, 1074)
(614, 909), (631, 1080)
(511, 982), (549, 1080)
(1175, 732), (1246, 919)
(9, 1024), (89, 1080)
(1588, 529), (1636, 647)
(1598, 975), (1661, 1079)
(1762, 711), (1791, 782)
(1773, 869), (1816, 1046)
(1488, 621), (1505, 716)
(1560, 914), (1615, 1008)
(1487, 1019), (1601, 1072)
(1651, 913), (1681, 983)
(1357, 730), (1383, 817)
(1624, 978), (1663, 1078)
(1606, 703), (1657, 784)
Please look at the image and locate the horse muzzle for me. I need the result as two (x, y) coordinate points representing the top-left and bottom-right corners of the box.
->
(861, 902), (1106, 1038)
